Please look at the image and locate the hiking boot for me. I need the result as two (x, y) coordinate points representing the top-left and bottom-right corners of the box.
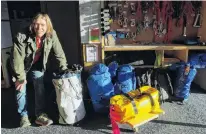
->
(35, 113), (53, 126)
(20, 116), (31, 127)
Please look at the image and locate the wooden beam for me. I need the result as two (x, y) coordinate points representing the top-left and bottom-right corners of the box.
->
(104, 45), (206, 51)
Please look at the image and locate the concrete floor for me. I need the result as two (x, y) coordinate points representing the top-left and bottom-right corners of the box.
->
(1, 83), (206, 134)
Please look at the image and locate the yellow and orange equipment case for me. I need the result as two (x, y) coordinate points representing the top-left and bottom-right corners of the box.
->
(110, 86), (165, 133)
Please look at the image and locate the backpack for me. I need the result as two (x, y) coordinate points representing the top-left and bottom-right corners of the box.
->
(135, 68), (153, 88)
(114, 64), (136, 94)
(170, 63), (197, 100)
(87, 63), (115, 113)
(134, 68), (174, 103)
(152, 69), (174, 102)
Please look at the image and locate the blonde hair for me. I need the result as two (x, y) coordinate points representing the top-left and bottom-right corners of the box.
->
(29, 13), (53, 38)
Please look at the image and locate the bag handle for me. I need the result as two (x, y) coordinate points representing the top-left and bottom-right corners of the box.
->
(122, 92), (138, 114)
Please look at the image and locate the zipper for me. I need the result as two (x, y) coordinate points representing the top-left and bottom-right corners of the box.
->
(43, 39), (46, 72)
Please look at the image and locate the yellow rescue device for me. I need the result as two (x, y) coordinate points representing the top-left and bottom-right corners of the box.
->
(110, 86), (165, 133)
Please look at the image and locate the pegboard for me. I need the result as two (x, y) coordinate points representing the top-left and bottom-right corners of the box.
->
(102, 1), (201, 45)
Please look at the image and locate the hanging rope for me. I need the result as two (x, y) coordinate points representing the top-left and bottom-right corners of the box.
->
(136, 1), (142, 21)
(164, 1), (174, 43)
(177, 1), (195, 28)
(161, 1), (169, 25)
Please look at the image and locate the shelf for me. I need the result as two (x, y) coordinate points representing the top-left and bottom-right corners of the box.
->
(186, 46), (206, 50)
(132, 65), (155, 68)
(104, 44), (206, 51)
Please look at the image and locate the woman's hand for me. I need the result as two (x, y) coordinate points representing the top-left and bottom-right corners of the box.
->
(15, 80), (27, 91)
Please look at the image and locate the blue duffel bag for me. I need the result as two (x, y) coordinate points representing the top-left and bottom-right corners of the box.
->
(188, 53), (206, 69)
(87, 63), (115, 113)
(114, 64), (136, 94)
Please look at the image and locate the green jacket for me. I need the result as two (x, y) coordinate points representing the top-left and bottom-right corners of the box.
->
(10, 29), (68, 82)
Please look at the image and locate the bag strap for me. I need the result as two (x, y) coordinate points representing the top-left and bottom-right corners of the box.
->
(155, 70), (164, 104)
(132, 72), (136, 90)
(141, 92), (155, 107)
(165, 73), (174, 95)
(122, 89), (155, 115)
(122, 92), (138, 114)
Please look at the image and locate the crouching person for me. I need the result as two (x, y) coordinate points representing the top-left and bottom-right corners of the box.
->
(10, 13), (68, 127)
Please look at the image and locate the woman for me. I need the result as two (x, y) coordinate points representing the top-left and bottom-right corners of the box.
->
(10, 13), (68, 127)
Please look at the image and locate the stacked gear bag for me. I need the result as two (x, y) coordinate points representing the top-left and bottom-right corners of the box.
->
(87, 63), (115, 113)
(114, 64), (136, 94)
(110, 86), (165, 133)
(52, 65), (86, 125)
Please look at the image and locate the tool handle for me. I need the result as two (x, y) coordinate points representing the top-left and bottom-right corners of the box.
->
(183, 27), (186, 37)
(193, 14), (200, 27)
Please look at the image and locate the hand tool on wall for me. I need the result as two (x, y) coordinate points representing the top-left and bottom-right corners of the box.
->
(193, 13), (201, 27)
(192, 1), (202, 28)
(183, 15), (187, 37)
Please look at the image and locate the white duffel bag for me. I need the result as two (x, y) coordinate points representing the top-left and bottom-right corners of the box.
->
(52, 73), (86, 125)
